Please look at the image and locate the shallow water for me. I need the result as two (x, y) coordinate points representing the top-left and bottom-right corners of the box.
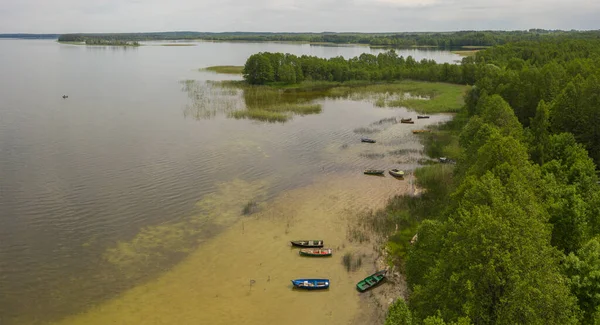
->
(0, 39), (456, 324)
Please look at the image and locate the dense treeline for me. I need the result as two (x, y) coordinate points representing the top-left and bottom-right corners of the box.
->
(242, 51), (466, 85)
(0, 34), (59, 39)
(373, 39), (600, 324)
(464, 39), (600, 166)
(58, 30), (600, 47)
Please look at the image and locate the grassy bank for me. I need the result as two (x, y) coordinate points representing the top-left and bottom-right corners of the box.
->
(202, 65), (244, 74)
(331, 81), (468, 113)
(222, 80), (468, 114)
(161, 43), (196, 47)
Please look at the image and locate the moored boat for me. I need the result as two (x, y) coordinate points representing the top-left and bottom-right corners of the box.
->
(364, 169), (385, 175)
(361, 138), (376, 143)
(356, 270), (387, 292)
(291, 240), (324, 248)
(299, 248), (333, 257)
(291, 279), (330, 290)
(417, 115), (430, 119)
(389, 169), (405, 177)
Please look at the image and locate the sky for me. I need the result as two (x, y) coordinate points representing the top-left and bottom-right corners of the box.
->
(1, 0), (599, 33)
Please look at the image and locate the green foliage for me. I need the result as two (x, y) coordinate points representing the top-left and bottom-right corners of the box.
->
(564, 238), (600, 324)
(243, 53), (275, 84)
(202, 66), (244, 74)
(528, 100), (551, 165)
(57, 30), (600, 48)
(385, 298), (413, 325)
(241, 51), (467, 85)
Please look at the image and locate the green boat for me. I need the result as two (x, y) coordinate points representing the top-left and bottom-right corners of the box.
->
(389, 169), (405, 178)
(299, 248), (332, 257)
(356, 270), (387, 292)
(364, 169), (385, 175)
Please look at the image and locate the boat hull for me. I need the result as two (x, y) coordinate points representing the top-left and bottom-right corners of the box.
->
(292, 279), (330, 290)
(364, 170), (385, 175)
(389, 169), (405, 178)
(299, 248), (332, 257)
(291, 240), (324, 248)
(356, 270), (387, 292)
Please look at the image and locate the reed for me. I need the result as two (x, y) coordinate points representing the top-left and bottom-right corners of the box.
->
(203, 65), (244, 74)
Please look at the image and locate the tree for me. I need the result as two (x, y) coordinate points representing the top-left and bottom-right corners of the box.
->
(529, 100), (551, 165)
(385, 298), (413, 325)
(278, 64), (296, 84)
(410, 172), (579, 325)
(564, 237), (600, 324)
(243, 53), (275, 85)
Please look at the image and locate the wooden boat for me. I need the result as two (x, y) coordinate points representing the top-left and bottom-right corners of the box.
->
(389, 169), (405, 177)
(291, 240), (324, 248)
(299, 248), (332, 257)
(412, 129), (431, 134)
(364, 169), (385, 175)
(356, 270), (387, 292)
(291, 279), (330, 290)
(400, 118), (414, 124)
(417, 115), (430, 119)
(361, 138), (376, 143)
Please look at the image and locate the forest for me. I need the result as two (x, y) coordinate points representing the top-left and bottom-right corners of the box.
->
(57, 30), (600, 47)
(241, 37), (600, 324)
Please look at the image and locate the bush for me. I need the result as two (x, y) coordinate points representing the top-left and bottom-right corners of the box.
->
(385, 298), (412, 325)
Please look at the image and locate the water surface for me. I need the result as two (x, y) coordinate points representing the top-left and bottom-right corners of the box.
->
(0, 39), (457, 324)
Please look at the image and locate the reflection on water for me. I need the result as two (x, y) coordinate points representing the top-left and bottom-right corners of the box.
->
(0, 39), (459, 325)
(181, 80), (441, 124)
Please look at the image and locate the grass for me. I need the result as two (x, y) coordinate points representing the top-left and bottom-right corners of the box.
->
(452, 50), (479, 57)
(242, 200), (258, 215)
(203, 66), (244, 74)
(461, 45), (492, 49)
(230, 103), (322, 122)
(342, 252), (363, 272)
(328, 81), (469, 113)
(209, 79), (467, 122)
(161, 44), (196, 47)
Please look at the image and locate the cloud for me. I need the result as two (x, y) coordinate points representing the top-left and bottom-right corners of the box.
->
(0, 0), (599, 33)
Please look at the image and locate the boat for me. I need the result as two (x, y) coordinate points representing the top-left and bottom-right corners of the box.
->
(389, 169), (405, 177)
(361, 137), (376, 143)
(299, 248), (333, 257)
(417, 115), (430, 119)
(364, 169), (385, 175)
(291, 279), (330, 290)
(291, 240), (324, 248)
(356, 270), (387, 292)
(412, 129), (431, 134)
(400, 118), (414, 124)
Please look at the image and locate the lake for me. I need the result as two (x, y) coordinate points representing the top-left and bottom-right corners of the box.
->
(0, 39), (459, 324)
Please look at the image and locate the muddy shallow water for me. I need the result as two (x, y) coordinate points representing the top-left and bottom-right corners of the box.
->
(54, 172), (415, 325)
(0, 39), (455, 324)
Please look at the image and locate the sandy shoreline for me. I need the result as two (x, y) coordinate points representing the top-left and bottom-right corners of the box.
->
(54, 171), (413, 325)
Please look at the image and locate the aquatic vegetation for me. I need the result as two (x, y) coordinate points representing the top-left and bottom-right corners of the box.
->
(103, 178), (268, 278)
(202, 65), (244, 74)
(360, 153), (386, 159)
(161, 43), (196, 46)
(342, 252), (363, 272)
(354, 127), (380, 134)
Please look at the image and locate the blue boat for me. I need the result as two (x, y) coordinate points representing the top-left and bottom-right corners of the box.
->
(291, 279), (330, 290)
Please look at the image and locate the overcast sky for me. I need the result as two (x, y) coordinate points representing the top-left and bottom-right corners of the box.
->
(1, 0), (599, 33)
